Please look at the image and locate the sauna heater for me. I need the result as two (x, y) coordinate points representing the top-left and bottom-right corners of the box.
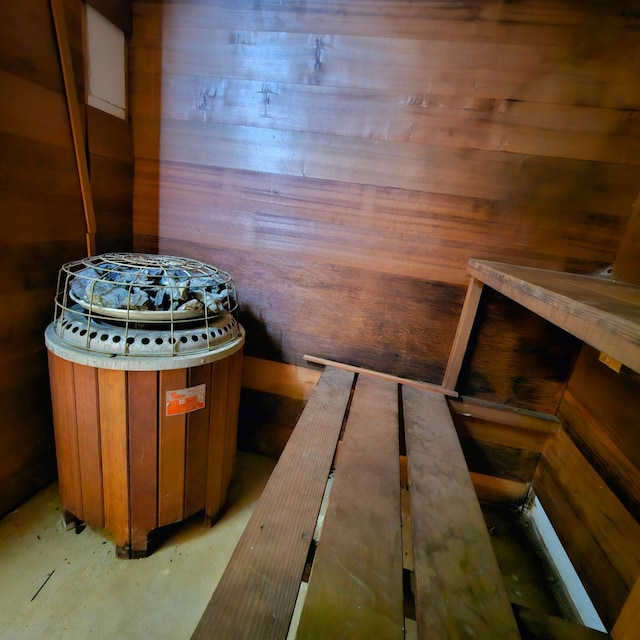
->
(45, 253), (245, 558)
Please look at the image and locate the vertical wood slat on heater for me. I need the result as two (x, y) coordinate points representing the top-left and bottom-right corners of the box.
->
(47, 353), (83, 521)
(158, 368), (188, 527)
(128, 370), (158, 554)
(205, 358), (230, 522)
(73, 362), (104, 527)
(98, 368), (130, 555)
(222, 349), (243, 499)
(185, 363), (213, 518)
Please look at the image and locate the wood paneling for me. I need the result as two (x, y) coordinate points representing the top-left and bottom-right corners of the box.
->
(297, 377), (403, 639)
(87, 107), (134, 253)
(403, 385), (519, 638)
(533, 428), (640, 630)
(559, 346), (640, 522)
(131, 0), (639, 414)
(0, 0), (133, 514)
(613, 192), (640, 286)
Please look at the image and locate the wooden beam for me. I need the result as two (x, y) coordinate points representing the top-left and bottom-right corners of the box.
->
(304, 354), (458, 397)
(442, 276), (484, 391)
(50, 0), (97, 256)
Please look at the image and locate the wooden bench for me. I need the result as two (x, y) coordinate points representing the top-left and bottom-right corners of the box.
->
(190, 366), (610, 639)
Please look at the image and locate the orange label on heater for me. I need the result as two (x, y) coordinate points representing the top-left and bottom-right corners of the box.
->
(166, 383), (206, 416)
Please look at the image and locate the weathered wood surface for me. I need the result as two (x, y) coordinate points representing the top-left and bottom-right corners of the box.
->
(304, 353), (457, 397)
(533, 428), (640, 630)
(131, 0), (640, 417)
(443, 277), (484, 391)
(613, 192), (640, 287)
(449, 396), (558, 484)
(559, 345), (640, 521)
(0, 0), (133, 515)
(191, 366), (354, 639)
(296, 376), (404, 639)
(51, 0), (97, 255)
(612, 576), (640, 640)
(468, 260), (640, 374)
(403, 385), (520, 639)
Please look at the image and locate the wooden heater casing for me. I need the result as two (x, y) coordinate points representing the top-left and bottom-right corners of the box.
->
(47, 341), (243, 558)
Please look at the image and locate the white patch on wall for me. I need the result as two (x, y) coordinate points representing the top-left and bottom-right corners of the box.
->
(86, 5), (126, 119)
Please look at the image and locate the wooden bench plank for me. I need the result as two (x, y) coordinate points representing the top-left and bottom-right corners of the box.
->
(191, 366), (354, 640)
(296, 376), (404, 639)
(402, 386), (520, 639)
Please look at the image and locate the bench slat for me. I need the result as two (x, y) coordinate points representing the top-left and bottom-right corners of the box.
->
(296, 375), (404, 639)
(402, 386), (520, 639)
(191, 366), (355, 640)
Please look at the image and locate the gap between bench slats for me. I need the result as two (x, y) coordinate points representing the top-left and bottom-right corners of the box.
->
(296, 375), (404, 639)
(402, 385), (520, 639)
(190, 366), (354, 640)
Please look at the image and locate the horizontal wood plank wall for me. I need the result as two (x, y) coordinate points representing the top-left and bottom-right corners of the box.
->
(0, 0), (84, 516)
(0, 0), (134, 515)
(533, 425), (640, 631)
(87, 106), (134, 254)
(130, 0), (640, 417)
(551, 343), (640, 633)
(448, 395), (559, 484)
(558, 346), (640, 522)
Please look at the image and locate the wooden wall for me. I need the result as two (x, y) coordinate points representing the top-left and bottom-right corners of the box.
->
(532, 213), (640, 635)
(130, 0), (640, 417)
(0, 0), (133, 516)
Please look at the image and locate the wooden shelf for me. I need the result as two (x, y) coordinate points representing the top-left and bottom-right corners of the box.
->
(443, 260), (640, 390)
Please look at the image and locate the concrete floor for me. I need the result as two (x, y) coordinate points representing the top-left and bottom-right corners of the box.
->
(0, 451), (275, 640)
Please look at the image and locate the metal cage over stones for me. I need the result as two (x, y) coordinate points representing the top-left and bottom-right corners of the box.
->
(49, 253), (242, 359)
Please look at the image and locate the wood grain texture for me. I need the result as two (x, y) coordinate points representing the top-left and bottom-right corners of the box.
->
(402, 385), (519, 639)
(73, 363), (103, 527)
(221, 349), (243, 496)
(533, 428), (640, 629)
(0, 0), (133, 514)
(443, 277), (484, 391)
(468, 260), (640, 374)
(613, 192), (640, 286)
(612, 576), (640, 640)
(191, 367), (354, 640)
(51, 0), (97, 255)
(98, 368), (130, 552)
(158, 368), (187, 527)
(559, 345), (640, 522)
(542, 429), (640, 592)
(47, 353), (83, 519)
(204, 358), (229, 520)
(128, 370), (158, 553)
(184, 364), (212, 519)
(296, 376), (404, 639)
(242, 355), (321, 400)
(131, 0), (640, 417)
(469, 472), (529, 507)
